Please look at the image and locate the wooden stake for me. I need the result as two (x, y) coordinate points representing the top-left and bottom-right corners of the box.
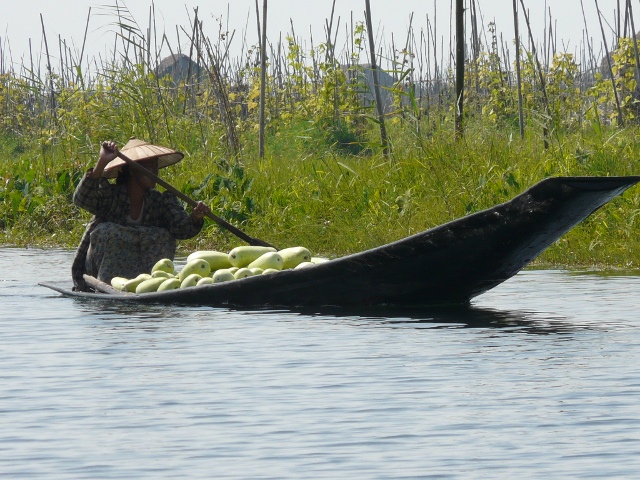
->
(258, 0), (268, 158)
(595, 0), (624, 126)
(454, 0), (465, 137)
(513, 0), (525, 138)
(364, 0), (390, 158)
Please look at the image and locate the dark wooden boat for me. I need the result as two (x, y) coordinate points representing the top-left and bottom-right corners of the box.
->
(40, 176), (640, 308)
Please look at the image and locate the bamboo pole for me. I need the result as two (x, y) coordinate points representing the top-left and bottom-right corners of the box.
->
(258, 0), (268, 158)
(324, 0), (339, 121)
(543, 0), (549, 66)
(617, 0), (621, 38)
(624, 0), (629, 37)
(364, 0), (390, 158)
(182, 7), (198, 115)
(454, 0), (465, 137)
(403, 13), (415, 114)
(595, 0), (624, 126)
(519, 0), (553, 149)
(513, 0), (525, 138)
(40, 14), (56, 118)
(78, 7), (91, 84)
(626, 0), (640, 106)
(579, 0), (596, 76)
(58, 36), (65, 88)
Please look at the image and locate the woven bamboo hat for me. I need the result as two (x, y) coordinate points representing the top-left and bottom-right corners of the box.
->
(102, 137), (184, 178)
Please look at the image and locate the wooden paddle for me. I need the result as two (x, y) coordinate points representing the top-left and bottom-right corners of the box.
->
(114, 150), (276, 249)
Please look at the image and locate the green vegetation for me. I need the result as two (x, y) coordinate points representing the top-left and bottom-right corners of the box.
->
(2, 10), (640, 269)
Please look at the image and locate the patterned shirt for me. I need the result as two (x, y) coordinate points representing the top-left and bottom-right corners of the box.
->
(71, 171), (203, 289)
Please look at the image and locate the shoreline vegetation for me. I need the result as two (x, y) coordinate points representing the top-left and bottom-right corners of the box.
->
(1, 2), (640, 269)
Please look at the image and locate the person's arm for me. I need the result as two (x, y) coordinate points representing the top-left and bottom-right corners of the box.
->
(87, 140), (119, 179)
(72, 140), (118, 214)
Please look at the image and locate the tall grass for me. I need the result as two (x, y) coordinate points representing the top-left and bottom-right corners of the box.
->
(241, 117), (640, 266)
(1, 2), (640, 268)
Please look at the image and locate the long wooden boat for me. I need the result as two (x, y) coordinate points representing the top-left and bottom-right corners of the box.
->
(40, 176), (640, 308)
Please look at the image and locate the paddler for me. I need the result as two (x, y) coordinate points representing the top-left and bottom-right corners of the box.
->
(71, 138), (210, 291)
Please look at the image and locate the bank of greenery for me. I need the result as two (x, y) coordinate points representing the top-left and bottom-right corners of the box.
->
(1, 26), (640, 268)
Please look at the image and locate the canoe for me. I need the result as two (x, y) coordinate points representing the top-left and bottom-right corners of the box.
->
(40, 176), (640, 308)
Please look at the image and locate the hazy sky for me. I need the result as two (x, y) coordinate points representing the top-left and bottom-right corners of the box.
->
(0, 0), (626, 70)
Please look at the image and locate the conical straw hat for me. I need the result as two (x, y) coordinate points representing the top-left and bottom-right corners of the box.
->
(102, 137), (184, 178)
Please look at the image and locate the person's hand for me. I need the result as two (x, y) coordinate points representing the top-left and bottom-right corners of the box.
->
(99, 141), (119, 165)
(88, 141), (119, 179)
(191, 201), (210, 223)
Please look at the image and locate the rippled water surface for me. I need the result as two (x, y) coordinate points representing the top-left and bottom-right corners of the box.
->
(1, 248), (640, 479)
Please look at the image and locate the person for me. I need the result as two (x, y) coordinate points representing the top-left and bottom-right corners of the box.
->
(71, 137), (210, 291)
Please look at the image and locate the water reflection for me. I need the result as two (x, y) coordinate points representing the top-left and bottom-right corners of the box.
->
(72, 297), (182, 319)
(222, 303), (576, 335)
(62, 291), (576, 335)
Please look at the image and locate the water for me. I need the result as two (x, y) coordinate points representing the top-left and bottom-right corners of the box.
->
(1, 248), (640, 479)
